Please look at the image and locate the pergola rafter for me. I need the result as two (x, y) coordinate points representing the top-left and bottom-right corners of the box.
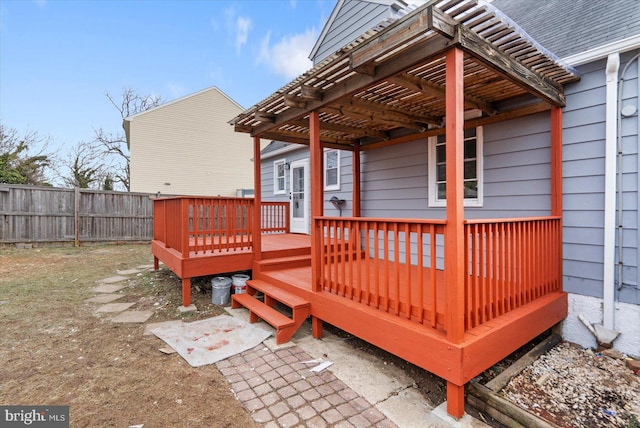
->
(231, 0), (579, 145)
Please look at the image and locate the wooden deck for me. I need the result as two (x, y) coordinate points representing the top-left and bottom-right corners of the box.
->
(152, 233), (310, 305)
(252, 260), (567, 388)
(151, 195), (568, 418)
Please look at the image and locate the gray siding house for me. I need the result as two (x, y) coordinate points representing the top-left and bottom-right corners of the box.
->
(258, 0), (640, 357)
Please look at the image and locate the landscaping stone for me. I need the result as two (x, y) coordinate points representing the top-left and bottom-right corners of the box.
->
(93, 284), (126, 293)
(111, 311), (154, 323)
(85, 294), (124, 304)
(98, 275), (129, 284)
(116, 269), (142, 275)
(96, 302), (135, 313)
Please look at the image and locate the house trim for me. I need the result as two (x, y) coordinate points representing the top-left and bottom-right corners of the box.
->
(273, 158), (287, 195)
(563, 34), (640, 66)
(308, 0), (345, 61)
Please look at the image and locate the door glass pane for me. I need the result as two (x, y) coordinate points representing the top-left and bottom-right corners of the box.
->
(292, 166), (304, 219)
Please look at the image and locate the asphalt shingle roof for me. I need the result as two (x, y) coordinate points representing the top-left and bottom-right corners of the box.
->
(491, 0), (640, 59)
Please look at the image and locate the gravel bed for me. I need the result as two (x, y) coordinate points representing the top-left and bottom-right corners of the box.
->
(503, 342), (640, 427)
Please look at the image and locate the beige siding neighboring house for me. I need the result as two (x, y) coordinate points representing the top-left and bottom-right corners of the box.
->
(125, 86), (257, 196)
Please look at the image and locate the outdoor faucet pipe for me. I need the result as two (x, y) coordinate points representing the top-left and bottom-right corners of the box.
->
(616, 52), (640, 291)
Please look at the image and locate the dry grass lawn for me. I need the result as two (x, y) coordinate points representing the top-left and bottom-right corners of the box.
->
(0, 244), (256, 427)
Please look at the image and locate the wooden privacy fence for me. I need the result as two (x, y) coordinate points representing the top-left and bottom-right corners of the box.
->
(0, 184), (154, 245)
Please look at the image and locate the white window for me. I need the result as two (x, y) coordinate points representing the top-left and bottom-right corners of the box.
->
(428, 127), (483, 207)
(324, 149), (340, 190)
(273, 159), (286, 195)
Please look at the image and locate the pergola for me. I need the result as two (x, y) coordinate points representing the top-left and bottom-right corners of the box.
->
(230, 0), (580, 417)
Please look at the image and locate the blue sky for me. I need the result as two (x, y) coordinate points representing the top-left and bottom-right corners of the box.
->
(0, 0), (336, 155)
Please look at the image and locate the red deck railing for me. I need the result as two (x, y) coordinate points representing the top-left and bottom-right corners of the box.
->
(464, 216), (562, 330)
(316, 217), (447, 328)
(153, 197), (289, 256)
(262, 202), (290, 234)
(315, 216), (562, 333)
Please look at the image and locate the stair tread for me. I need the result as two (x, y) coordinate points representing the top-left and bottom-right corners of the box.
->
(232, 293), (295, 328)
(259, 254), (311, 263)
(248, 279), (310, 309)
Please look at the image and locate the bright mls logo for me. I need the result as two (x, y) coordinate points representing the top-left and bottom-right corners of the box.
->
(1, 406), (69, 427)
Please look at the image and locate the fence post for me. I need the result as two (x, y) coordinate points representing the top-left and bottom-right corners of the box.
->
(74, 186), (80, 247)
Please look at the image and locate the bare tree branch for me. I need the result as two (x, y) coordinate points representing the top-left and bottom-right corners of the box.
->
(94, 87), (164, 191)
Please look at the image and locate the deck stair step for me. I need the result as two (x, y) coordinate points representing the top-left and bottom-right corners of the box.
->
(231, 279), (311, 344)
(257, 254), (311, 271)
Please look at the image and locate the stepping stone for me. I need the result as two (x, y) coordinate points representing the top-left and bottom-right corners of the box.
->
(144, 320), (182, 336)
(137, 264), (155, 270)
(111, 311), (154, 323)
(117, 268), (142, 275)
(96, 302), (135, 313)
(98, 275), (129, 284)
(85, 294), (124, 303)
(93, 284), (126, 293)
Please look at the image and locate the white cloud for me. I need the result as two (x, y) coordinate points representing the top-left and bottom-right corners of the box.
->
(257, 27), (317, 80)
(235, 16), (252, 53)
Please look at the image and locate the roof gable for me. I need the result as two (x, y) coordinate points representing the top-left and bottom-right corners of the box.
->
(124, 86), (244, 122)
(309, 0), (409, 64)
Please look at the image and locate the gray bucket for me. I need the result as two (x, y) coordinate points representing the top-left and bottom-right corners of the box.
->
(232, 274), (250, 294)
(211, 276), (232, 305)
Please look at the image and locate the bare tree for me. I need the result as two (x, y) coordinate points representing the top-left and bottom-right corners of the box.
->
(59, 141), (106, 189)
(0, 122), (54, 186)
(94, 87), (163, 191)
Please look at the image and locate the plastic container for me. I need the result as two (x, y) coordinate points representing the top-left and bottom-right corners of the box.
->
(232, 274), (250, 295)
(211, 277), (232, 305)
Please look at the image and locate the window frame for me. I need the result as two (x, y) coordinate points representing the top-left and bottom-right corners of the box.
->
(323, 149), (340, 191)
(428, 126), (484, 207)
(273, 158), (287, 195)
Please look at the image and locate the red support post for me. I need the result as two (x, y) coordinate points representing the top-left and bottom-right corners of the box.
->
(444, 47), (466, 420)
(253, 136), (262, 261)
(310, 111), (323, 292)
(445, 47), (465, 344)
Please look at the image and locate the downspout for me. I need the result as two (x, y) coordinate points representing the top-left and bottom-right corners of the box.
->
(603, 53), (619, 331)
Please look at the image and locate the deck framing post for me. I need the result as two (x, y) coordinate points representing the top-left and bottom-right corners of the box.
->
(353, 142), (361, 217)
(310, 111), (323, 292)
(253, 136), (262, 261)
(445, 47), (466, 419)
(550, 106), (563, 288)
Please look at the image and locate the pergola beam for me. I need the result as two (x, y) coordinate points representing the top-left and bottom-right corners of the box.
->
(259, 131), (355, 150)
(457, 25), (566, 107)
(389, 73), (496, 115)
(250, 33), (454, 137)
(349, 2), (455, 72)
(290, 119), (389, 140)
